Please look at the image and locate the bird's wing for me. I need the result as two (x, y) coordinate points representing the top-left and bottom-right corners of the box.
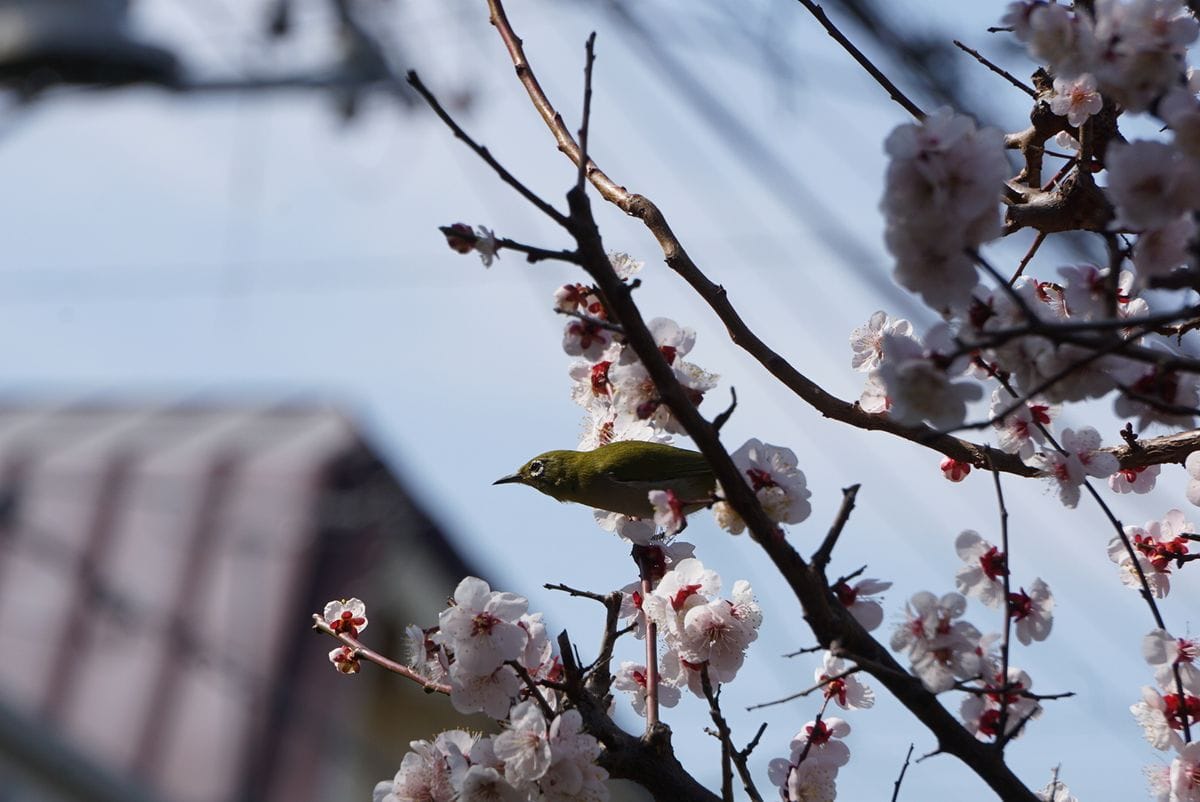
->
(600, 444), (712, 484)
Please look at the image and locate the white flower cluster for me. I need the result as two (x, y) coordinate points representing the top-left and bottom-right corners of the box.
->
(372, 709), (607, 802)
(1134, 629), (1200, 800)
(766, 717), (851, 802)
(1110, 509), (1195, 598)
(615, 557), (762, 709)
(711, 438), (813, 534)
(880, 108), (1008, 315)
(887, 532), (1053, 742)
(364, 580), (610, 802)
(558, 254), (718, 447)
(1006, 0), (1198, 112)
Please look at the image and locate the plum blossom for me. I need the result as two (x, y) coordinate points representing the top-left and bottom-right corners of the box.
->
(815, 651), (874, 710)
(613, 661), (681, 717)
(876, 330), (982, 429)
(1131, 685), (1199, 751)
(641, 557), (721, 635)
(329, 645), (360, 675)
(1133, 214), (1196, 286)
(593, 509), (658, 546)
(960, 667), (1043, 741)
(323, 597), (368, 637)
(443, 223), (499, 268)
(767, 760), (837, 802)
(1106, 140), (1200, 231)
(1188, 451), (1200, 507)
(374, 732), (477, 802)
(1026, 426), (1118, 508)
(713, 438), (811, 533)
(437, 577), (529, 675)
(540, 709), (607, 802)
(1109, 463), (1160, 494)
(1172, 741), (1200, 801)
(458, 766), (523, 802)
(1090, 0), (1198, 112)
(881, 108), (1008, 313)
(955, 530), (1008, 609)
(890, 591), (983, 692)
(679, 597), (757, 680)
(849, 310), (914, 372)
(405, 624), (451, 682)
(832, 577), (892, 631)
(1050, 73), (1103, 126)
(990, 390), (1056, 460)
(493, 701), (552, 785)
(448, 663), (522, 718)
(940, 456), (972, 482)
(1115, 360), (1200, 431)
(1008, 578), (1054, 645)
(1145, 629), (1200, 693)
(858, 371), (890, 414)
(648, 489), (685, 536)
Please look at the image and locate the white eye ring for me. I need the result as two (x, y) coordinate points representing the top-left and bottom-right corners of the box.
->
(529, 460), (545, 477)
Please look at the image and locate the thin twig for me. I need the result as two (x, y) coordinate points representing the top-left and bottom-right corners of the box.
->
(407, 71), (569, 228)
(712, 387), (739, 432)
(508, 660), (557, 719)
(555, 308), (627, 334)
(811, 484), (861, 573)
(577, 33), (597, 193)
(1010, 231), (1046, 285)
(699, 666), (764, 802)
(746, 667), (862, 711)
(987, 459), (1015, 750)
(792, 0), (926, 119)
(544, 582), (610, 603)
(891, 743), (916, 802)
(312, 615), (451, 694)
(953, 40), (1037, 97)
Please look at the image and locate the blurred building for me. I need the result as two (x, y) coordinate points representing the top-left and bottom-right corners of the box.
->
(0, 401), (479, 802)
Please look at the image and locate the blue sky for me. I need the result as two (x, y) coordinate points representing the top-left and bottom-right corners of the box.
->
(4, 1), (1198, 799)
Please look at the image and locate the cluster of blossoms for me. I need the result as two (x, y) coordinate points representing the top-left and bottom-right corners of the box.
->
(614, 556), (763, 709)
(558, 253), (718, 444)
(762, 575), (891, 802)
(880, 107), (1009, 314)
(886, 532), (1052, 743)
(765, 649), (878, 802)
(1134, 629), (1200, 800)
(1110, 509), (1195, 598)
(348, 580), (611, 802)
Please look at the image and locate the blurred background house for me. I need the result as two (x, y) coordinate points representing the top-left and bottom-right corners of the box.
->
(0, 400), (478, 802)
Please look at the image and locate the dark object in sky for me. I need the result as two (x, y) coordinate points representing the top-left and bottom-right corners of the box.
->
(0, 0), (179, 94)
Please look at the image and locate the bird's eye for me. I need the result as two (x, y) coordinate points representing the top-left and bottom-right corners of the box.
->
(528, 460), (545, 477)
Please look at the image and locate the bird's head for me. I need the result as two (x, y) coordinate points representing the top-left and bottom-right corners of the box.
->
(493, 450), (581, 501)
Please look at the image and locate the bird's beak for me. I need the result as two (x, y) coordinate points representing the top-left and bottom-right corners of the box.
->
(493, 473), (522, 486)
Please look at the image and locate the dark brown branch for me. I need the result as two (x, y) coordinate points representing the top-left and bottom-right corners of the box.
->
(555, 630), (722, 802)
(811, 484), (861, 573)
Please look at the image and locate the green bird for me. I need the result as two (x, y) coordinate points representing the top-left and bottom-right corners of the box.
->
(494, 440), (716, 518)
